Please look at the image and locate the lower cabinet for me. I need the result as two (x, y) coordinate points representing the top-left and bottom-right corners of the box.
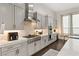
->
(27, 42), (35, 56)
(27, 40), (41, 56)
(0, 48), (2, 56)
(2, 49), (17, 56)
(17, 43), (27, 56)
(53, 34), (57, 41)
(41, 35), (48, 49)
(34, 40), (41, 53)
(2, 42), (27, 56)
(0, 34), (57, 56)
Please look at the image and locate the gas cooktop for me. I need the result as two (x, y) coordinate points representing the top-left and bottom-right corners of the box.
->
(23, 35), (39, 38)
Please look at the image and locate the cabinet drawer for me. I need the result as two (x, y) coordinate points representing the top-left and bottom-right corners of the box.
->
(2, 48), (17, 56)
(2, 44), (21, 52)
(0, 48), (2, 56)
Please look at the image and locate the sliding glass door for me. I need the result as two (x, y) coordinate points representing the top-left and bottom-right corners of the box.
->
(62, 15), (69, 35)
(62, 14), (79, 35)
(72, 14), (79, 35)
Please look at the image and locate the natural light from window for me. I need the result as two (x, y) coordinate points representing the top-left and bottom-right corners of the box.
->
(72, 14), (79, 35)
(62, 15), (69, 34)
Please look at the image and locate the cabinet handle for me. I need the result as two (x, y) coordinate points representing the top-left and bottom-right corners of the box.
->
(44, 40), (46, 42)
(34, 42), (36, 46)
(16, 49), (19, 55)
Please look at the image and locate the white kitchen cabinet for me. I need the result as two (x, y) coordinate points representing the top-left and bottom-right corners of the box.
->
(18, 43), (27, 56)
(36, 12), (42, 29)
(0, 3), (25, 30)
(0, 48), (1, 56)
(0, 4), (14, 30)
(34, 40), (41, 53)
(45, 15), (48, 28)
(2, 49), (17, 56)
(27, 39), (41, 56)
(53, 33), (57, 42)
(14, 3), (25, 9)
(36, 14), (48, 29)
(15, 6), (25, 30)
(41, 35), (48, 49)
(48, 16), (53, 27)
(41, 15), (46, 29)
(2, 41), (27, 56)
(27, 42), (35, 55)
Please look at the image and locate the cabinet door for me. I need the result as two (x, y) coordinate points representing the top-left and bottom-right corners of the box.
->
(41, 36), (47, 48)
(53, 34), (57, 42)
(42, 15), (46, 28)
(2, 49), (17, 56)
(14, 3), (25, 9)
(27, 43), (35, 56)
(0, 4), (14, 30)
(15, 6), (25, 30)
(34, 40), (41, 52)
(36, 13), (42, 29)
(45, 16), (48, 28)
(0, 48), (1, 56)
(48, 16), (53, 27)
(18, 43), (27, 56)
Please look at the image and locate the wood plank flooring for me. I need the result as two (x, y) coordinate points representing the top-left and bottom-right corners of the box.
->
(32, 39), (67, 56)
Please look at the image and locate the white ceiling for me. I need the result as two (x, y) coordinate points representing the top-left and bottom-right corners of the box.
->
(42, 3), (79, 12)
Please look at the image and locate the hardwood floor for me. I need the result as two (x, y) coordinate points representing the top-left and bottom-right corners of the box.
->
(32, 39), (67, 56)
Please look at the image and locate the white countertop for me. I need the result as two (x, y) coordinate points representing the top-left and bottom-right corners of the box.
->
(58, 39), (79, 56)
(0, 34), (48, 47)
(0, 37), (28, 48)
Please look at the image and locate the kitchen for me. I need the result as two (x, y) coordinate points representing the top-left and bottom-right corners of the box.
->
(0, 3), (79, 56)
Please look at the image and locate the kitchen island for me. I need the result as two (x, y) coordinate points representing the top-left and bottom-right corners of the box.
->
(58, 39), (79, 56)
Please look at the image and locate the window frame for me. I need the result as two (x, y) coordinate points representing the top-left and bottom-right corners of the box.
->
(72, 13), (79, 35)
(61, 13), (79, 36)
(62, 15), (70, 35)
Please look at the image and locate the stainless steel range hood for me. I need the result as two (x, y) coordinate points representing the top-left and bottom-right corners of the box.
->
(24, 3), (40, 22)
(24, 3), (35, 22)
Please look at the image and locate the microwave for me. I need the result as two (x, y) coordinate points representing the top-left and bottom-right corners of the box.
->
(8, 32), (18, 41)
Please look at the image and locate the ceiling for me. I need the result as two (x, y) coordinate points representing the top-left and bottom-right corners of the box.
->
(42, 3), (79, 12)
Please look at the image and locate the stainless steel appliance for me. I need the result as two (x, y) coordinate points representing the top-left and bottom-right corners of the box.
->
(8, 32), (18, 41)
(48, 26), (53, 41)
(23, 35), (41, 44)
(24, 3), (40, 22)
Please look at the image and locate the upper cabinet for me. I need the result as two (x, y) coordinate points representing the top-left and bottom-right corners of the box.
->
(48, 16), (53, 27)
(0, 4), (14, 30)
(45, 15), (48, 28)
(15, 5), (25, 30)
(42, 15), (48, 29)
(0, 3), (25, 30)
(14, 3), (25, 9)
(34, 12), (49, 29)
(35, 12), (42, 29)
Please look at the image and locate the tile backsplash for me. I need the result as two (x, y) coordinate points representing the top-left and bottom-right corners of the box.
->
(2, 29), (48, 40)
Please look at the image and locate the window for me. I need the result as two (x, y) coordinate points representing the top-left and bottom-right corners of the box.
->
(72, 14), (79, 35)
(62, 15), (69, 34)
